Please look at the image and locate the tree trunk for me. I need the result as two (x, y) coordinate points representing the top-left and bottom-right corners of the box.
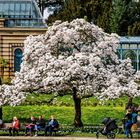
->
(73, 87), (83, 127)
(125, 97), (133, 110)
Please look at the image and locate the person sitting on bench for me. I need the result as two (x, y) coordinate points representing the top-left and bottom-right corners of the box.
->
(25, 116), (36, 136)
(34, 115), (45, 136)
(44, 115), (59, 136)
(9, 116), (20, 136)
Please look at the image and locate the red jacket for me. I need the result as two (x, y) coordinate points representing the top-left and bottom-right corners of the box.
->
(13, 120), (20, 129)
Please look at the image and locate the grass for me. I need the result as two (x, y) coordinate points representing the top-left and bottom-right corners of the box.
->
(1, 94), (140, 138)
(3, 93), (140, 124)
(3, 105), (125, 125)
(23, 93), (140, 107)
(0, 130), (139, 139)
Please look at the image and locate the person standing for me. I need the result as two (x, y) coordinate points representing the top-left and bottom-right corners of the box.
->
(124, 109), (133, 138)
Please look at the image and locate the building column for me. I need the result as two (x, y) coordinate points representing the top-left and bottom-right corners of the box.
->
(136, 45), (139, 71)
(120, 45), (123, 60)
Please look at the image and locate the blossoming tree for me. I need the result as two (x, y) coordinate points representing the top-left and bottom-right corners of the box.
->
(0, 19), (140, 127)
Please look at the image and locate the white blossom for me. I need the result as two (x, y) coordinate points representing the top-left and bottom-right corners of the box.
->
(0, 19), (140, 106)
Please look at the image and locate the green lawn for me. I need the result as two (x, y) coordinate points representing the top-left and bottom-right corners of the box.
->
(1, 94), (140, 138)
(2, 93), (140, 125)
(22, 93), (140, 107)
(3, 105), (125, 125)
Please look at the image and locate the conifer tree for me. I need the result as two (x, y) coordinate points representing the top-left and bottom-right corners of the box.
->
(48, 0), (112, 33)
(110, 0), (126, 34)
(127, 1), (140, 35)
(96, 0), (112, 33)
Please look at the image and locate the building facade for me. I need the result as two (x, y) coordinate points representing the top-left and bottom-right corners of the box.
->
(118, 36), (140, 71)
(0, 0), (140, 80)
(0, 0), (47, 79)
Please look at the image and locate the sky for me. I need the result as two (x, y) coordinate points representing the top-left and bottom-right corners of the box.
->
(43, 4), (62, 20)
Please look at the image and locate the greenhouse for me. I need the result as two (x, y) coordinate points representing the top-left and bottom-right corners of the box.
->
(0, 0), (45, 28)
(118, 36), (140, 71)
(0, 0), (46, 78)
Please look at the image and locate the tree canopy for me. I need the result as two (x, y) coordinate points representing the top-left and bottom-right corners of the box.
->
(0, 19), (139, 107)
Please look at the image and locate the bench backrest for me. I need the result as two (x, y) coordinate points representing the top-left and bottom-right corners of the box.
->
(2, 123), (11, 129)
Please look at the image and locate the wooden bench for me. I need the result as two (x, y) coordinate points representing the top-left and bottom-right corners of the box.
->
(0, 123), (27, 133)
(0, 123), (11, 131)
(132, 125), (140, 138)
(0, 123), (122, 136)
(0, 123), (59, 136)
(0, 123), (102, 135)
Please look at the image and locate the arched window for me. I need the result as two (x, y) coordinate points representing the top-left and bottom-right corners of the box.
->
(123, 50), (137, 70)
(14, 48), (22, 72)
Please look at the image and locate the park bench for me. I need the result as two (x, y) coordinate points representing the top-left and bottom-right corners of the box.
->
(0, 122), (59, 136)
(0, 123), (104, 135)
(0, 123), (11, 131)
(0, 123), (123, 136)
(0, 123), (26, 133)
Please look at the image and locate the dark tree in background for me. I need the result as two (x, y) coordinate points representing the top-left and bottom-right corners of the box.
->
(95, 0), (112, 33)
(110, 0), (126, 35)
(127, 1), (140, 35)
(47, 0), (112, 33)
(45, 0), (140, 35)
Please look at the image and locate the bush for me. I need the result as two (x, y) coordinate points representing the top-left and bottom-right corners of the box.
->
(3, 105), (125, 125)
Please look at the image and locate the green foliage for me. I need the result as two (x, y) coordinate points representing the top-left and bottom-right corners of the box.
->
(84, 15), (88, 21)
(0, 58), (9, 80)
(9, 93), (139, 126)
(82, 107), (125, 126)
(22, 93), (54, 105)
(0, 58), (9, 68)
(3, 94), (140, 125)
(47, 0), (112, 33)
(3, 105), (125, 125)
(110, 0), (126, 34)
(46, 0), (140, 36)
(127, 1), (140, 35)
(57, 0), (82, 21)
(22, 93), (140, 108)
(1, 77), (11, 85)
(3, 94), (140, 126)
(3, 105), (75, 124)
(128, 21), (140, 35)
(96, 0), (112, 33)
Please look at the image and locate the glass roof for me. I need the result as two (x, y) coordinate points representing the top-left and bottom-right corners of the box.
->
(120, 36), (140, 43)
(0, 0), (46, 28)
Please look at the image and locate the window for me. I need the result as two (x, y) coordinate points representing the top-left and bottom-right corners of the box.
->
(14, 48), (22, 72)
(0, 0), (45, 27)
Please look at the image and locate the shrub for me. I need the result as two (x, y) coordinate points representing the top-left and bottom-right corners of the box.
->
(3, 105), (125, 125)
